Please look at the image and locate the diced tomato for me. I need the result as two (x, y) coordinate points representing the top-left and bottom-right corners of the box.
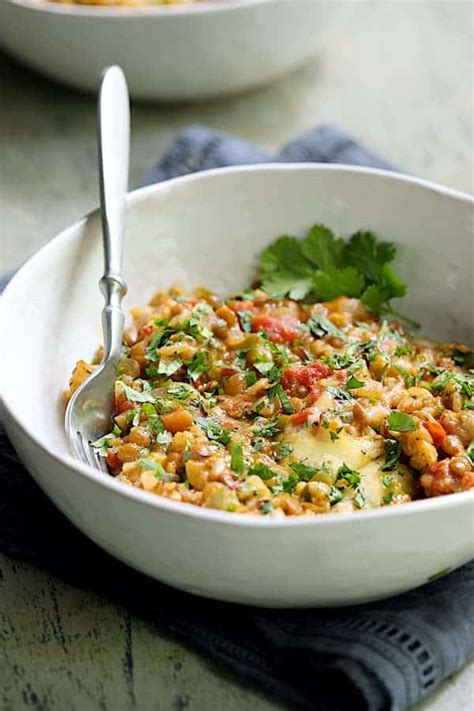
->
(307, 385), (324, 404)
(251, 315), (301, 344)
(423, 420), (447, 448)
(141, 324), (153, 336)
(281, 362), (332, 394)
(289, 408), (313, 425)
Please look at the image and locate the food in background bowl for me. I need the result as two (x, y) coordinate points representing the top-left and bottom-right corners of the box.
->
(66, 225), (474, 517)
(46, 1), (198, 5)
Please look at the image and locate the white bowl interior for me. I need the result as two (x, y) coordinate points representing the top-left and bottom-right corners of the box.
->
(1, 165), (473, 466)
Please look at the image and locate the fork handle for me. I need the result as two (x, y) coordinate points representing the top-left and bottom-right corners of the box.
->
(97, 66), (130, 362)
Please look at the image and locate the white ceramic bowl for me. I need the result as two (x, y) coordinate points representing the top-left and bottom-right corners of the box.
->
(0, 0), (342, 100)
(1, 165), (473, 607)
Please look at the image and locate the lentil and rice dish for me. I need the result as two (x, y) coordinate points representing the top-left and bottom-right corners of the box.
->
(66, 225), (474, 517)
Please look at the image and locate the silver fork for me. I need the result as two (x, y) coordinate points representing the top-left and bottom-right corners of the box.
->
(65, 66), (130, 471)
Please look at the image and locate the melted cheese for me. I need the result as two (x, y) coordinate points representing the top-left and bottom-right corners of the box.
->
(284, 425), (392, 510)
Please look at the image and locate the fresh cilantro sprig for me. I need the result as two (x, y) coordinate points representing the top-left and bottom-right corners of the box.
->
(259, 224), (415, 325)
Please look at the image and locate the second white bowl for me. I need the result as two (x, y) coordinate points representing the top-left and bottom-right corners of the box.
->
(0, 0), (342, 100)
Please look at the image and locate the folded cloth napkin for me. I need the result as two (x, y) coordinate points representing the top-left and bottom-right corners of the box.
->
(1, 124), (472, 711)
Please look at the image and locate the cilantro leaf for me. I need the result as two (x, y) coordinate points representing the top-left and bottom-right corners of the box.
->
(156, 359), (182, 377)
(91, 432), (116, 456)
(345, 374), (365, 390)
(260, 235), (313, 300)
(195, 417), (232, 446)
(381, 438), (402, 470)
(187, 352), (209, 381)
(248, 462), (278, 480)
(290, 461), (318, 482)
(275, 441), (294, 460)
(301, 224), (344, 270)
(282, 473), (300, 493)
(252, 419), (281, 438)
(120, 383), (157, 404)
(307, 313), (345, 340)
(328, 486), (343, 505)
(361, 284), (391, 314)
(387, 411), (417, 432)
(344, 231), (396, 282)
(336, 463), (361, 489)
(313, 266), (365, 301)
(237, 310), (252, 333)
(230, 441), (245, 475)
(268, 383), (295, 414)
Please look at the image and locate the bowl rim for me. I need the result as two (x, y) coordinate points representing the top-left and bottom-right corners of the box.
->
(6, 0), (270, 19)
(1, 162), (473, 530)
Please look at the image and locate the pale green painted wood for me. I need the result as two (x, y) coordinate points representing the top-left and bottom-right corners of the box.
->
(0, 556), (283, 711)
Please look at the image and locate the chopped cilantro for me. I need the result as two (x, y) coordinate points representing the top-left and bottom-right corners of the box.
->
(329, 428), (343, 442)
(138, 458), (171, 481)
(237, 310), (252, 333)
(156, 359), (182, 377)
(326, 385), (354, 402)
(269, 383), (295, 414)
(307, 313), (345, 340)
(187, 352), (209, 381)
(395, 364), (416, 388)
(253, 358), (275, 375)
(387, 411), (417, 432)
(252, 419), (281, 438)
(245, 371), (257, 387)
(166, 382), (195, 400)
(120, 383), (157, 404)
(145, 324), (174, 361)
(230, 441), (245, 475)
(328, 486), (343, 505)
(383, 492), (394, 504)
(381, 439), (402, 470)
(195, 417), (232, 446)
(345, 374), (365, 390)
(275, 442), (294, 460)
(395, 344), (415, 357)
(290, 461), (318, 482)
(91, 432), (116, 456)
(282, 473), (300, 493)
(336, 463), (361, 489)
(248, 462), (278, 480)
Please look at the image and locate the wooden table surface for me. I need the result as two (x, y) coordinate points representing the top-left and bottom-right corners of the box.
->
(1, 1), (473, 709)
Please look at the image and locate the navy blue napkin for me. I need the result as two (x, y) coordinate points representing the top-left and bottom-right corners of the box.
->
(1, 125), (472, 711)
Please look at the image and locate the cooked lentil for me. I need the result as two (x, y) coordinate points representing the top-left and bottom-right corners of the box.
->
(66, 286), (474, 516)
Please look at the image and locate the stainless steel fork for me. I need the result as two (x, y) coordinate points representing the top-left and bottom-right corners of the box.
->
(65, 66), (130, 471)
